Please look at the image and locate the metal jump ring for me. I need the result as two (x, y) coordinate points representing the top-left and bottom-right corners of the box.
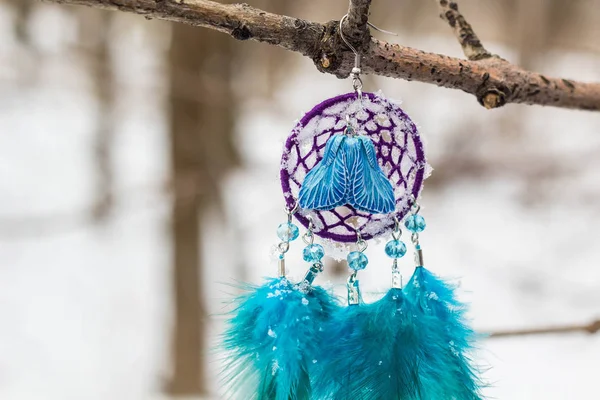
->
(302, 216), (316, 245)
(391, 216), (403, 240)
(408, 195), (421, 214)
(285, 202), (299, 215)
(411, 232), (419, 245)
(278, 241), (290, 253)
(355, 229), (368, 252)
(302, 230), (314, 245)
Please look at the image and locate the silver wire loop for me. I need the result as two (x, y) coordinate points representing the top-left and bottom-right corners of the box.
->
(339, 16), (399, 63)
(285, 202), (299, 222)
(278, 241), (290, 253)
(339, 15), (399, 100)
(391, 216), (403, 240)
(357, 239), (368, 252)
(302, 231), (314, 245)
(411, 232), (419, 245)
(339, 15), (360, 67)
(355, 229), (368, 252)
(367, 22), (399, 36)
(408, 195), (421, 214)
(345, 115), (359, 137)
(307, 215), (315, 230)
(285, 202), (298, 215)
(411, 203), (421, 214)
(284, 202), (300, 215)
(302, 216), (316, 245)
(339, 14), (363, 100)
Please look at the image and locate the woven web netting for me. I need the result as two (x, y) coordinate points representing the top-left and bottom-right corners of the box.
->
(280, 91), (428, 249)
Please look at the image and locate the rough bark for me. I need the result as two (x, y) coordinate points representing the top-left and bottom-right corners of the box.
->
(434, 0), (492, 60)
(42, 0), (600, 111)
(343, 0), (372, 47)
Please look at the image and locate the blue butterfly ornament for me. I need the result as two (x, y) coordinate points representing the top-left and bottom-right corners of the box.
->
(298, 122), (395, 214)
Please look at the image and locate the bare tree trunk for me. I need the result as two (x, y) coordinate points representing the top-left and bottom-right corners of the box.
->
(77, 9), (115, 221)
(7, 0), (34, 44)
(91, 15), (115, 221)
(168, 24), (206, 395)
(168, 22), (237, 395)
(514, 0), (550, 68)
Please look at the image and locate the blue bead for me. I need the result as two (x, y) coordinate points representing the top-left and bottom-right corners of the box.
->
(405, 214), (426, 233)
(303, 244), (325, 262)
(277, 222), (299, 241)
(347, 251), (368, 271)
(385, 240), (407, 258)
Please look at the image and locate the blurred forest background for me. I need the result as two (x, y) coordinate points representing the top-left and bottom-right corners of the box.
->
(1, 0), (600, 399)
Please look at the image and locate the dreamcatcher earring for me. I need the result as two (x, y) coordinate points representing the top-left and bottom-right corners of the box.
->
(220, 205), (338, 400)
(279, 14), (428, 398)
(403, 198), (484, 399)
(280, 13), (482, 399)
(224, 10), (482, 399)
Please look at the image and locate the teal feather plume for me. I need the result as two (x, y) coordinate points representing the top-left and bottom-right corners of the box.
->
(313, 289), (423, 400)
(221, 277), (338, 400)
(404, 267), (485, 400)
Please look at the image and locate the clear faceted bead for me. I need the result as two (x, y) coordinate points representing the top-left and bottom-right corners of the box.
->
(385, 240), (407, 258)
(347, 251), (368, 271)
(303, 244), (325, 263)
(277, 222), (300, 241)
(405, 214), (426, 233)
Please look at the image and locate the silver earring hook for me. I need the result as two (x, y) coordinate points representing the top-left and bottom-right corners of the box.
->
(367, 22), (399, 37)
(339, 16), (400, 104)
(338, 16), (400, 60)
(339, 14), (363, 100)
(339, 14), (361, 69)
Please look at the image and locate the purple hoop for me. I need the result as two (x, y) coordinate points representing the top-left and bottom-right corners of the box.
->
(280, 91), (426, 243)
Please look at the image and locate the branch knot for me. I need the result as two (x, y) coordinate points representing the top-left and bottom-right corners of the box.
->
(231, 24), (251, 40)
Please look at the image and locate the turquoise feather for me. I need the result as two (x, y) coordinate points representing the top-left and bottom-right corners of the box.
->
(221, 277), (338, 400)
(313, 289), (424, 400)
(404, 267), (485, 400)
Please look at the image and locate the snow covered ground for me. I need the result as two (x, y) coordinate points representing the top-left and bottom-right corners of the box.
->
(1, 5), (600, 399)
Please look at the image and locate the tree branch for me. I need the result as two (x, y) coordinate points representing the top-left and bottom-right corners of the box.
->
(344, 0), (371, 45)
(434, 0), (492, 61)
(42, 0), (600, 111)
(489, 319), (600, 339)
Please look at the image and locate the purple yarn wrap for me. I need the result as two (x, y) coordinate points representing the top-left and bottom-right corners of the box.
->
(280, 91), (426, 243)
